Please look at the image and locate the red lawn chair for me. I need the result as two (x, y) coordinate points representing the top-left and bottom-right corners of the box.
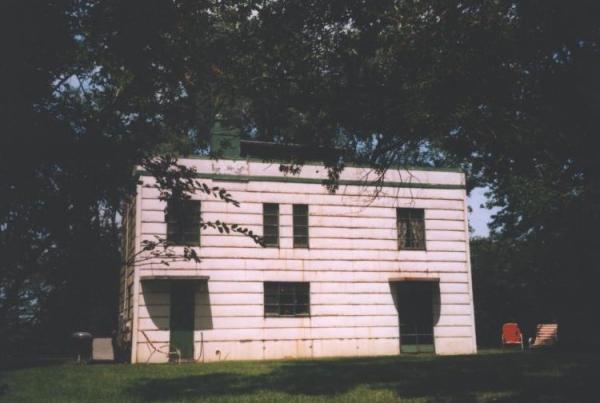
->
(501, 322), (524, 350)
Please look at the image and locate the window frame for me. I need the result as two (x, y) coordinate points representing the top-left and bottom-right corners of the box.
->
(264, 281), (310, 317)
(292, 204), (309, 248)
(166, 199), (201, 246)
(263, 203), (280, 248)
(397, 208), (426, 251)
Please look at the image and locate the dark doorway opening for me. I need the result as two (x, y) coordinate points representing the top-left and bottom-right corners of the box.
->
(170, 281), (195, 361)
(393, 281), (438, 353)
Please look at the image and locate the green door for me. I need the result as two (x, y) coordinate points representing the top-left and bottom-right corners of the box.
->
(170, 281), (195, 360)
(396, 281), (436, 353)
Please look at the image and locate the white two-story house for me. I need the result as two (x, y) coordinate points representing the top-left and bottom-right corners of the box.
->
(119, 138), (477, 363)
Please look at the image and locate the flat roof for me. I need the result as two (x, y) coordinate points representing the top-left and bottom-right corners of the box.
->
(178, 153), (464, 174)
(135, 169), (465, 190)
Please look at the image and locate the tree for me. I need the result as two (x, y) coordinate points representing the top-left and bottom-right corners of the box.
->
(3, 0), (600, 356)
(224, 0), (600, 346)
(0, 1), (261, 358)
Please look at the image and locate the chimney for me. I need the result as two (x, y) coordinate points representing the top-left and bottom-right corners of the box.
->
(210, 117), (241, 159)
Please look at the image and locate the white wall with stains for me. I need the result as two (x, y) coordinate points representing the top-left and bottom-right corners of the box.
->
(127, 159), (477, 363)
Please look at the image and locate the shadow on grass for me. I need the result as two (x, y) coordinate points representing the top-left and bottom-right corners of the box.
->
(1, 357), (73, 398)
(1, 357), (71, 371)
(126, 351), (598, 401)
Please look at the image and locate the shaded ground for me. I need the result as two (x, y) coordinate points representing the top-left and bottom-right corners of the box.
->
(0, 350), (597, 402)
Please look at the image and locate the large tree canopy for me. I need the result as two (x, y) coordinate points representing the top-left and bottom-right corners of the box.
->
(2, 0), (600, 357)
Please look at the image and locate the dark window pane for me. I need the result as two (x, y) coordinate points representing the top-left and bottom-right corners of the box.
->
(265, 306), (279, 316)
(294, 226), (308, 236)
(280, 304), (294, 315)
(263, 204), (279, 247)
(280, 292), (294, 305)
(397, 208), (425, 250)
(263, 282), (310, 317)
(263, 238), (278, 247)
(293, 204), (307, 215)
(293, 237), (308, 248)
(397, 209), (410, 220)
(264, 203), (279, 214)
(264, 282), (278, 294)
(296, 305), (310, 315)
(293, 204), (309, 248)
(264, 225), (279, 235)
(419, 335), (434, 345)
(264, 215), (279, 225)
(166, 200), (201, 246)
(265, 293), (278, 305)
(401, 335), (418, 345)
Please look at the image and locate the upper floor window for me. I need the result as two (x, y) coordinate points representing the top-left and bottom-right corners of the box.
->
(263, 203), (279, 247)
(264, 282), (310, 317)
(166, 200), (201, 246)
(397, 208), (425, 250)
(293, 204), (309, 248)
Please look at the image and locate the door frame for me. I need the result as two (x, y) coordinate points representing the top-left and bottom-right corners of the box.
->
(169, 280), (196, 361)
(390, 278), (440, 354)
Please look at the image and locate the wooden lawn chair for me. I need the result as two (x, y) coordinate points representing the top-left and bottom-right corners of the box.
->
(528, 323), (558, 348)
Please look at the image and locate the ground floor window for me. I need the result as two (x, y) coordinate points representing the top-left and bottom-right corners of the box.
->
(264, 282), (310, 317)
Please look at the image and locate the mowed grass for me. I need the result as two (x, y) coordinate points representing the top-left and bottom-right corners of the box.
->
(1, 350), (597, 402)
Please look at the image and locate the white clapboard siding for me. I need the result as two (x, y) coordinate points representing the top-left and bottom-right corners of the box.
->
(310, 283), (399, 294)
(139, 223), (466, 244)
(141, 210), (165, 223)
(138, 304), (170, 318)
(425, 230), (466, 241)
(140, 181), (465, 204)
(129, 159), (476, 361)
(141, 222), (167, 235)
(188, 280), (471, 294)
(141, 326), (402, 343)
(425, 220), (465, 231)
(311, 293), (395, 305)
(313, 304), (400, 316)
(196, 199), (466, 214)
(163, 159), (465, 186)
(137, 258), (467, 272)
(151, 179), (461, 198)
(139, 316), (405, 331)
(139, 303), (262, 318)
(139, 245), (467, 262)
(439, 283), (471, 293)
(138, 305), (472, 324)
(226, 188), (465, 205)
(439, 304), (473, 315)
(141, 186), (466, 206)
(141, 290), (466, 307)
(237, 161), (464, 184)
(440, 293), (472, 305)
(426, 241), (467, 252)
(435, 315), (473, 327)
(138, 226), (466, 241)
(425, 209), (465, 220)
(141, 198), (166, 211)
(137, 270), (464, 284)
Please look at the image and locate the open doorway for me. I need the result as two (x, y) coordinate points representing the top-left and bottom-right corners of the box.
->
(392, 280), (439, 353)
(170, 281), (195, 361)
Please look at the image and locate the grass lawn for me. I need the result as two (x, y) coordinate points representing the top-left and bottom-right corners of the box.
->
(1, 349), (597, 402)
